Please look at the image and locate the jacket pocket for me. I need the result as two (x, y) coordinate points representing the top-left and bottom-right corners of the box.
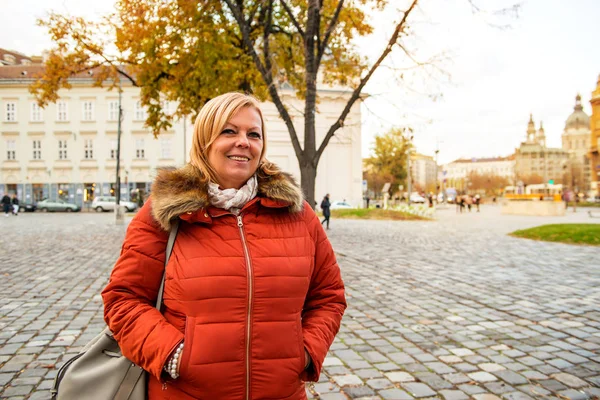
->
(177, 316), (195, 382)
(296, 317), (306, 374)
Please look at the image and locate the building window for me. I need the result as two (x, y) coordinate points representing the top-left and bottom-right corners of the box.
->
(134, 101), (147, 121)
(32, 140), (41, 160)
(58, 140), (68, 160)
(110, 139), (117, 159)
(135, 139), (145, 159)
(30, 103), (43, 122)
(57, 101), (68, 121)
(108, 101), (119, 121)
(82, 101), (95, 121)
(5, 102), (16, 121)
(84, 139), (94, 159)
(58, 183), (69, 201)
(160, 137), (172, 159)
(160, 100), (172, 116)
(3, 54), (16, 64)
(6, 140), (16, 160)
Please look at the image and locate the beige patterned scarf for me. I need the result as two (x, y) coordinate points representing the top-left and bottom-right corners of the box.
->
(207, 175), (258, 214)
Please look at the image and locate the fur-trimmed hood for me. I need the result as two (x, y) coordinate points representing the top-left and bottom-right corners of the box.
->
(150, 162), (304, 231)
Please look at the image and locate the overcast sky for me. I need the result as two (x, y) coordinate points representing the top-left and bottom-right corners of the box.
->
(1, 0), (598, 164)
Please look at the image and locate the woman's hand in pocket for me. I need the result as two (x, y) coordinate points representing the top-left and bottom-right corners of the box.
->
(304, 349), (311, 370)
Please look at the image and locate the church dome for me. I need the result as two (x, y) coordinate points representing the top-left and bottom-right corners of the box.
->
(564, 94), (590, 131)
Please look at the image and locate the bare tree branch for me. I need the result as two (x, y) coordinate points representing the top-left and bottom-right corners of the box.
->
(467, 0), (521, 30)
(116, 68), (138, 86)
(315, 0), (419, 163)
(74, 37), (139, 86)
(279, 0), (305, 37)
(317, 0), (344, 66)
(246, 0), (262, 26)
(223, 0), (304, 159)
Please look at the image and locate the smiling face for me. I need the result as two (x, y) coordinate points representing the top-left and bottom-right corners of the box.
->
(207, 106), (264, 189)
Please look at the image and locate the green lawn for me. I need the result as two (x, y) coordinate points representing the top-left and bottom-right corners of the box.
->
(327, 208), (428, 221)
(566, 201), (600, 208)
(510, 224), (600, 246)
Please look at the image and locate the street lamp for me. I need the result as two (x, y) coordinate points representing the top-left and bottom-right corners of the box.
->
(114, 75), (125, 224)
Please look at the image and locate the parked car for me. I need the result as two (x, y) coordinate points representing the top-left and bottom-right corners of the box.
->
(585, 196), (600, 203)
(36, 199), (80, 212)
(19, 202), (37, 212)
(445, 188), (458, 204)
(329, 201), (353, 210)
(92, 196), (138, 212)
(409, 193), (426, 203)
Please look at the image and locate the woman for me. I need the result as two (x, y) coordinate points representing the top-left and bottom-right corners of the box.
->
(102, 92), (346, 400)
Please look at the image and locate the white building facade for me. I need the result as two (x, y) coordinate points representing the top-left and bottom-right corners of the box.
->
(410, 153), (437, 192)
(0, 65), (363, 208)
(443, 157), (515, 188)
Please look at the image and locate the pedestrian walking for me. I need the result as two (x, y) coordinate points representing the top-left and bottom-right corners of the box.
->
(458, 195), (467, 213)
(1, 193), (11, 217)
(474, 194), (480, 212)
(320, 193), (331, 229)
(102, 92), (346, 400)
(11, 194), (19, 215)
(465, 194), (473, 212)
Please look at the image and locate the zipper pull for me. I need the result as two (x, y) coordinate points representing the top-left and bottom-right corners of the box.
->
(237, 215), (243, 227)
(162, 382), (167, 390)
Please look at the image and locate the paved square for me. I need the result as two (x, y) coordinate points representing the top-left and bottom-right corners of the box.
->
(0, 206), (598, 399)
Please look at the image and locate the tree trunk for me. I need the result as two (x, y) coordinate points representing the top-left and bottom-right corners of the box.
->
(300, 162), (317, 210)
(301, 0), (319, 208)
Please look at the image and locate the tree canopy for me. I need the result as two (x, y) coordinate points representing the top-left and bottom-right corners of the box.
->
(364, 127), (411, 194)
(467, 171), (511, 195)
(30, 0), (516, 205)
(31, 1), (390, 134)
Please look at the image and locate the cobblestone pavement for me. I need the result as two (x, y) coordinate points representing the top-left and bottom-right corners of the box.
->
(1, 206), (599, 399)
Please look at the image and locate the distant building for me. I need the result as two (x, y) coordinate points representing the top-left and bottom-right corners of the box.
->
(514, 114), (568, 186)
(0, 50), (363, 207)
(409, 153), (437, 193)
(590, 75), (600, 196)
(561, 94), (592, 192)
(0, 64), (186, 206)
(0, 49), (39, 66)
(443, 156), (515, 191)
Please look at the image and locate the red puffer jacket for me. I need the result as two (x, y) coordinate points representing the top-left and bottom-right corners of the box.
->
(102, 164), (346, 400)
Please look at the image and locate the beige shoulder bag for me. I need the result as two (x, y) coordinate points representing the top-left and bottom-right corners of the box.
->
(51, 220), (180, 400)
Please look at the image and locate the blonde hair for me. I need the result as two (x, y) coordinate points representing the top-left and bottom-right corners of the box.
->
(189, 92), (268, 184)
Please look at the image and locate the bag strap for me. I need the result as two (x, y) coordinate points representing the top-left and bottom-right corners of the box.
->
(155, 219), (180, 309)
